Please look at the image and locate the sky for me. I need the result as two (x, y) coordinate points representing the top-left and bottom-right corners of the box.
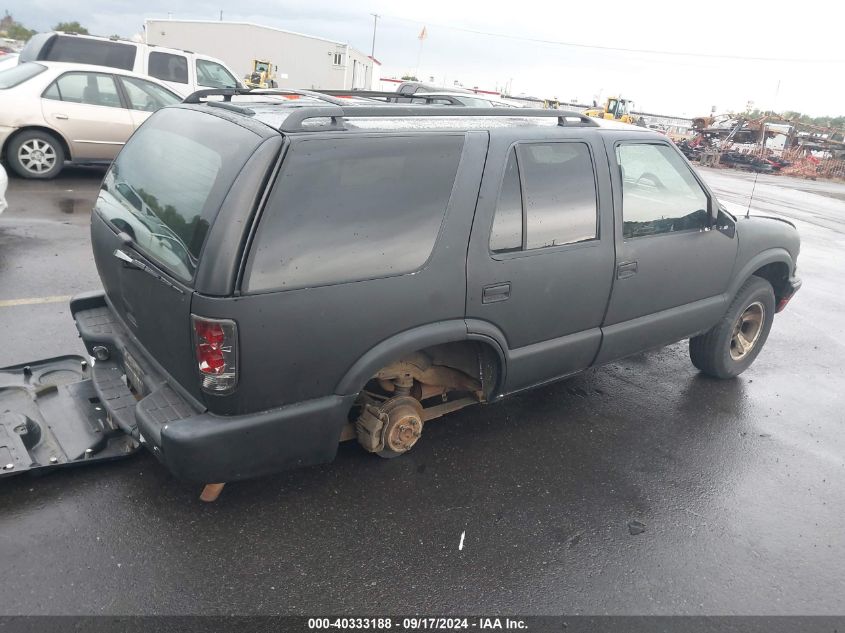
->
(8, 0), (845, 117)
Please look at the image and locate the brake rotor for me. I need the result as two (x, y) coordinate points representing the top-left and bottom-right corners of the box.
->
(379, 396), (424, 454)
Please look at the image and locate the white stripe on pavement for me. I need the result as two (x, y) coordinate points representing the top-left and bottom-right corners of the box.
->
(0, 295), (72, 308)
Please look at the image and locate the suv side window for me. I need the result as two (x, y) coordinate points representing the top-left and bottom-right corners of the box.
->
(42, 36), (136, 70)
(148, 52), (189, 84)
(489, 142), (598, 253)
(43, 72), (122, 108)
(489, 150), (522, 253)
(616, 143), (709, 239)
(244, 135), (465, 293)
(196, 59), (238, 89)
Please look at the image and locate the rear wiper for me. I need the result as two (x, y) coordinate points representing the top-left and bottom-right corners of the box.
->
(113, 234), (184, 295)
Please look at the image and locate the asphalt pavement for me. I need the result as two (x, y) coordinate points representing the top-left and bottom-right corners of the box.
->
(0, 165), (843, 615)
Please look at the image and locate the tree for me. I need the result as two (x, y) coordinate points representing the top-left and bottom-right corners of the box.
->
(400, 75), (419, 81)
(0, 11), (35, 41)
(5, 22), (34, 40)
(53, 21), (89, 34)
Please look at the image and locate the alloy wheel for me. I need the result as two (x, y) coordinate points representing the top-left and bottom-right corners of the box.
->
(18, 138), (57, 175)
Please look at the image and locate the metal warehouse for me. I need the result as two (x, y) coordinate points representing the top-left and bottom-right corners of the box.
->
(144, 19), (377, 90)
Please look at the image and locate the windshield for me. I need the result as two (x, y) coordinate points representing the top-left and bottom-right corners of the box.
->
(0, 62), (46, 89)
(95, 107), (264, 281)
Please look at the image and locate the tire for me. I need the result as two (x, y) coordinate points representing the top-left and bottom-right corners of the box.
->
(689, 276), (775, 379)
(7, 130), (65, 179)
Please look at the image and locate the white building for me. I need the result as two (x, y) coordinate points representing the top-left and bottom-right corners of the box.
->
(144, 19), (378, 91)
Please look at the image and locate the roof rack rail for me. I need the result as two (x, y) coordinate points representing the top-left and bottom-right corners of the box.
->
(182, 87), (350, 106)
(278, 106), (599, 133)
(315, 90), (465, 105)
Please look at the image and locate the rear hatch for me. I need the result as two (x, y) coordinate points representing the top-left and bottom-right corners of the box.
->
(91, 106), (266, 400)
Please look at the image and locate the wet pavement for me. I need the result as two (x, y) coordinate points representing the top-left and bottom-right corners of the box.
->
(0, 165), (843, 615)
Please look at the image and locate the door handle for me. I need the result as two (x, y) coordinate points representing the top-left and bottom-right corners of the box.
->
(482, 282), (511, 304)
(54, 114), (69, 120)
(617, 261), (638, 279)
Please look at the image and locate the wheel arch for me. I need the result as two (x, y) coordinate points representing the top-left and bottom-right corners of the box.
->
(728, 248), (794, 302)
(334, 320), (507, 399)
(3, 126), (73, 162)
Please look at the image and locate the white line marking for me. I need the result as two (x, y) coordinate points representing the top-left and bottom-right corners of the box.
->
(459, 530), (466, 551)
(0, 295), (72, 308)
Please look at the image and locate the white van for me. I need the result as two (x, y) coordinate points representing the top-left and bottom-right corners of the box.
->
(18, 32), (242, 97)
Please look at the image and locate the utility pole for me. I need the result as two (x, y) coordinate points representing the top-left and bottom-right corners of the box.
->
(370, 14), (379, 59)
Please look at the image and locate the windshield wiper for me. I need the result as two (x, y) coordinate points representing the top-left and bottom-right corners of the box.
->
(113, 235), (184, 295)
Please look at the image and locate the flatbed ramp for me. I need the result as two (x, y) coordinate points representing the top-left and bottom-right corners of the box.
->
(0, 355), (140, 477)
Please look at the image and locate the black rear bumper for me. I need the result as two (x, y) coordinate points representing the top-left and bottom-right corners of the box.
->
(71, 291), (353, 482)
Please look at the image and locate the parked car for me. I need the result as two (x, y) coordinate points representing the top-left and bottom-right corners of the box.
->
(18, 32), (242, 97)
(0, 162), (7, 214)
(3, 91), (801, 485)
(0, 61), (181, 178)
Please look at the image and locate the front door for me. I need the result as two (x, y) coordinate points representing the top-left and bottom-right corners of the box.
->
(466, 131), (616, 393)
(41, 71), (134, 161)
(595, 136), (738, 364)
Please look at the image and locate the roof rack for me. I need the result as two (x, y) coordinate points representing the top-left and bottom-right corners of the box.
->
(315, 90), (465, 105)
(277, 106), (599, 133)
(180, 88), (599, 132)
(182, 87), (350, 106)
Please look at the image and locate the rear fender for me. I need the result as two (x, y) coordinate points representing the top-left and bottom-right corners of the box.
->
(335, 320), (508, 398)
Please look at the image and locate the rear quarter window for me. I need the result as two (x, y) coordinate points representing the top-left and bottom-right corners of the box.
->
(244, 135), (465, 292)
(0, 62), (46, 89)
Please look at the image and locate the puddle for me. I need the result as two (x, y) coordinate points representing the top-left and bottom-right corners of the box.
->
(58, 198), (76, 214)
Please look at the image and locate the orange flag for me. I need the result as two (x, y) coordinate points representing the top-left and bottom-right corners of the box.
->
(418, 26), (427, 40)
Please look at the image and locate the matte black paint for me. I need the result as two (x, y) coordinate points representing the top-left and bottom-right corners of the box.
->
(77, 106), (801, 481)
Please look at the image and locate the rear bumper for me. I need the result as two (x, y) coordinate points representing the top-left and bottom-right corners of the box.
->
(776, 275), (802, 313)
(71, 291), (353, 482)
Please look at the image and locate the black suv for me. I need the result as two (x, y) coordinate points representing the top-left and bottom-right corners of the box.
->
(9, 90), (803, 485)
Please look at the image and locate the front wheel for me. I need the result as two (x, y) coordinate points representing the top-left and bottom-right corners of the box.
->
(689, 276), (775, 379)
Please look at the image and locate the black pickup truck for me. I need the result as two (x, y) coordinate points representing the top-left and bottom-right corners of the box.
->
(0, 90), (801, 490)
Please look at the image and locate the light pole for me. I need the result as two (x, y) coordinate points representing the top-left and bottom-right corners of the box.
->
(370, 14), (379, 60)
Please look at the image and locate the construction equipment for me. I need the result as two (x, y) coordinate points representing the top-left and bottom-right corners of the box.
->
(243, 59), (278, 89)
(585, 96), (640, 125)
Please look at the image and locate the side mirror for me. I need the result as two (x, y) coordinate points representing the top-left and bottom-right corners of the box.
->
(709, 197), (719, 226)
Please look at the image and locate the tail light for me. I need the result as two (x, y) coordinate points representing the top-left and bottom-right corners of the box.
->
(191, 315), (238, 394)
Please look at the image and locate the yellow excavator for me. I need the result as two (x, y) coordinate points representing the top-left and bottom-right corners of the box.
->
(585, 97), (641, 125)
(244, 59), (278, 89)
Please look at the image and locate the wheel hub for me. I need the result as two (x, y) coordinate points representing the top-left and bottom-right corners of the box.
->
(384, 406), (423, 453)
(355, 395), (424, 455)
(730, 301), (765, 361)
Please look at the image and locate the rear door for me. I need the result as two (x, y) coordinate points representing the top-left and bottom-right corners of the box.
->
(594, 135), (738, 364)
(91, 107), (267, 398)
(466, 129), (616, 393)
(41, 71), (134, 160)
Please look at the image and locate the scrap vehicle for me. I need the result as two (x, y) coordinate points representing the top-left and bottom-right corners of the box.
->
(243, 59), (278, 89)
(585, 96), (641, 125)
(0, 89), (801, 501)
(0, 61), (182, 179)
(18, 31), (242, 96)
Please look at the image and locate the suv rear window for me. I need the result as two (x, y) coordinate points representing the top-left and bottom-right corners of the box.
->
(41, 35), (136, 70)
(95, 108), (263, 281)
(244, 135), (465, 293)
